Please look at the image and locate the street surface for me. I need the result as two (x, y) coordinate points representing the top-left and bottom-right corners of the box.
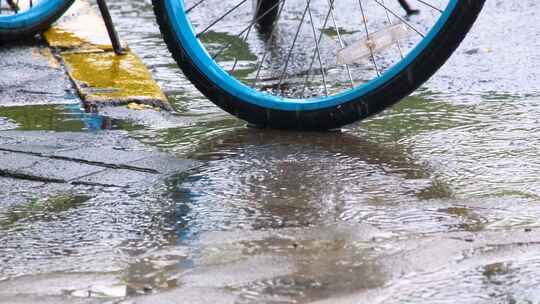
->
(1, 1), (540, 303)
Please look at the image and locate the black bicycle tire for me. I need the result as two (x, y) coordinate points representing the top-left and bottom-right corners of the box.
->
(0, 0), (75, 41)
(153, 0), (485, 130)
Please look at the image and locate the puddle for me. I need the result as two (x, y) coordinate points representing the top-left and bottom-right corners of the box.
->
(0, 194), (91, 228)
(0, 104), (141, 132)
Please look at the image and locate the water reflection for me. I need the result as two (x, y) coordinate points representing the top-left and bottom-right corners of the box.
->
(122, 128), (434, 300)
(124, 124), (538, 302)
(0, 194), (91, 228)
(166, 128), (448, 234)
(0, 104), (139, 132)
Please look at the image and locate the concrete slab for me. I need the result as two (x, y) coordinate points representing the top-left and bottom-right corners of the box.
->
(0, 131), (142, 150)
(0, 131), (193, 188)
(75, 169), (158, 187)
(0, 151), (43, 172)
(15, 159), (106, 183)
(0, 45), (78, 107)
(121, 287), (238, 304)
(127, 155), (197, 174)
(52, 147), (151, 167)
(0, 295), (106, 304)
(0, 144), (73, 156)
(0, 272), (121, 303)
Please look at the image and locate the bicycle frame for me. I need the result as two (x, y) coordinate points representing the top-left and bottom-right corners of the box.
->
(96, 0), (124, 55)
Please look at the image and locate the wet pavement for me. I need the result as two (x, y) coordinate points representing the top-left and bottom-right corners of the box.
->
(0, 42), (77, 107)
(2, 0), (540, 303)
(0, 131), (195, 186)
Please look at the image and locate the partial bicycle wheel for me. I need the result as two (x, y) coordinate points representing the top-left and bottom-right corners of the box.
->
(153, 0), (485, 130)
(0, 0), (74, 41)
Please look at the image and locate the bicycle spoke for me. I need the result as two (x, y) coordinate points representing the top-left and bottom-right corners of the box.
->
(180, 0), (454, 101)
(231, 0), (269, 73)
(186, 0), (205, 14)
(210, 0), (285, 60)
(306, 2), (328, 96)
(358, 0), (380, 76)
(326, 0), (354, 88)
(302, 0), (335, 97)
(372, 0), (425, 37)
(196, 0), (249, 38)
(253, 0), (287, 87)
(381, 0), (404, 59)
(278, 0), (310, 88)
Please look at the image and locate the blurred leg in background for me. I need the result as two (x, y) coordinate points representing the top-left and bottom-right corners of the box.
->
(397, 0), (420, 16)
(254, 0), (280, 32)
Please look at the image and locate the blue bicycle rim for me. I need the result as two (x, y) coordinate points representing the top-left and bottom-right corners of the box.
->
(164, 0), (459, 112)
(0, 0), (67, 29)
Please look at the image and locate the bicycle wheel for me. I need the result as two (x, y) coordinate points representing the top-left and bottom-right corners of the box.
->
(153, 0), (485, 130)
(0, 0), (74, 41)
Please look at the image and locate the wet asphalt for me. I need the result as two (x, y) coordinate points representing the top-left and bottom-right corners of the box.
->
(1, 0), (540, 303)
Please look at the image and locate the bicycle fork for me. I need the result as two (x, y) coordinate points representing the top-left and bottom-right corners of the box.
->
(96, 0), (125, 55)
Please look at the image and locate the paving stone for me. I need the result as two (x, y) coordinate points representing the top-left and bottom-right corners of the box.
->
(15, 159), (106, 182)
(0, 132), (194, 188)
(53, 147), (152, 166)
(0, 131), (86, 147)
(0, 144), (73, 156)
(0, 131), (143, 150)
(120, 287), (237, 304)
(75, 169), (158, 187)
(0, 151), (43, 172)
(0, 45), (77, 107)
(127, 155), (197, 174)
(0, 295), (106, 304)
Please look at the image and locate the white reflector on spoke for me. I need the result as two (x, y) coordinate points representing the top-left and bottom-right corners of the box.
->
(337, 23), (409, 65)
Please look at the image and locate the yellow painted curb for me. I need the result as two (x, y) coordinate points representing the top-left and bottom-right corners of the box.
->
(43, 0), (170, 110)
(61, 51), (169, 109)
